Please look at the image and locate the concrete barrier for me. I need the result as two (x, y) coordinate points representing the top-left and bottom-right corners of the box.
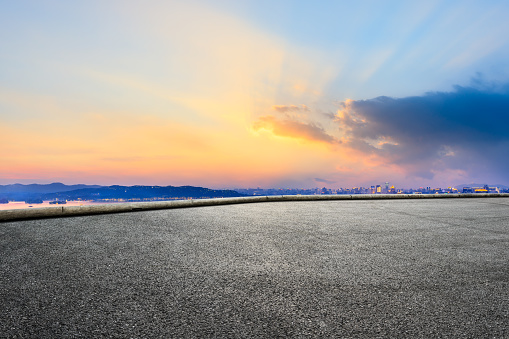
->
(1, 193), (508, 222)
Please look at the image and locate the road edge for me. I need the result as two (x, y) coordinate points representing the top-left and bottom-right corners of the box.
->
(1, 193), (509, 222)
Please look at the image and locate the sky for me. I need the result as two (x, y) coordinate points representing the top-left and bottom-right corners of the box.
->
(1, 0), (509, 189)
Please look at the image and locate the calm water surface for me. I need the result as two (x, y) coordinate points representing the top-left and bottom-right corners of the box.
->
(0, 201), (124, 211)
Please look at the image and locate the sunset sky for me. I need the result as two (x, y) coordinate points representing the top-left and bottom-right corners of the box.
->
(2, 1), (509, 188)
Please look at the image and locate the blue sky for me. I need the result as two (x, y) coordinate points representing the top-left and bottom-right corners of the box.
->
(1, 1), (509, 188)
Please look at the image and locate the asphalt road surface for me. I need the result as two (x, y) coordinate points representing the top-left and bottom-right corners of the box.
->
(1, 198), (508, 338)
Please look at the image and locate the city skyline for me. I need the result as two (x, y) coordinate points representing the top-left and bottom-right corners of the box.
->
(2, 1), (509, 189)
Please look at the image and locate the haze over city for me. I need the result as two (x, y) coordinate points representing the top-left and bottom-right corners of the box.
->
(2, 1), (509, 189)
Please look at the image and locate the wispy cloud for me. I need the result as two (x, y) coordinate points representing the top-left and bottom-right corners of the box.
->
(314, 177), (336, 184)
(272, 104), (310, 113)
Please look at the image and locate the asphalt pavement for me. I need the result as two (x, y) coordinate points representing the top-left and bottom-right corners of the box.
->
(1, 198), (508, 338)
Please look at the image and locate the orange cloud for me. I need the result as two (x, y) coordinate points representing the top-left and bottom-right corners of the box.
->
(252, 115), (339, 145)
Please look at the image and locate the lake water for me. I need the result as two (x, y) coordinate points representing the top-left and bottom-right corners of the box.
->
(0, 201), (124, 211)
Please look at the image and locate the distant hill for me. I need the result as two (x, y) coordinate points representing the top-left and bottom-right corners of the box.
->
(0, 183), (103, 194)
(0, 184), (244, 201)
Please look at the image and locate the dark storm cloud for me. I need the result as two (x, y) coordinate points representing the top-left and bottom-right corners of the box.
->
(335, 82), (509, 181)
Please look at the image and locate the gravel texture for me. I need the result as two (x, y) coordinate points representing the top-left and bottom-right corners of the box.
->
(1, 198), (508, 338)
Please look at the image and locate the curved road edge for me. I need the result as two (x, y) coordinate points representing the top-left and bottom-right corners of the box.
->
(1, 193), (509, 222)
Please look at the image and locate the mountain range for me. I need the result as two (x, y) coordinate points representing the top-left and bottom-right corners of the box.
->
(0, 183), (244, 201)
(0, 183), (102, 194)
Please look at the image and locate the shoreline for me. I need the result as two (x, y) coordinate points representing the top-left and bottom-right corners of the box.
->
(0, 200), (127, 211)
